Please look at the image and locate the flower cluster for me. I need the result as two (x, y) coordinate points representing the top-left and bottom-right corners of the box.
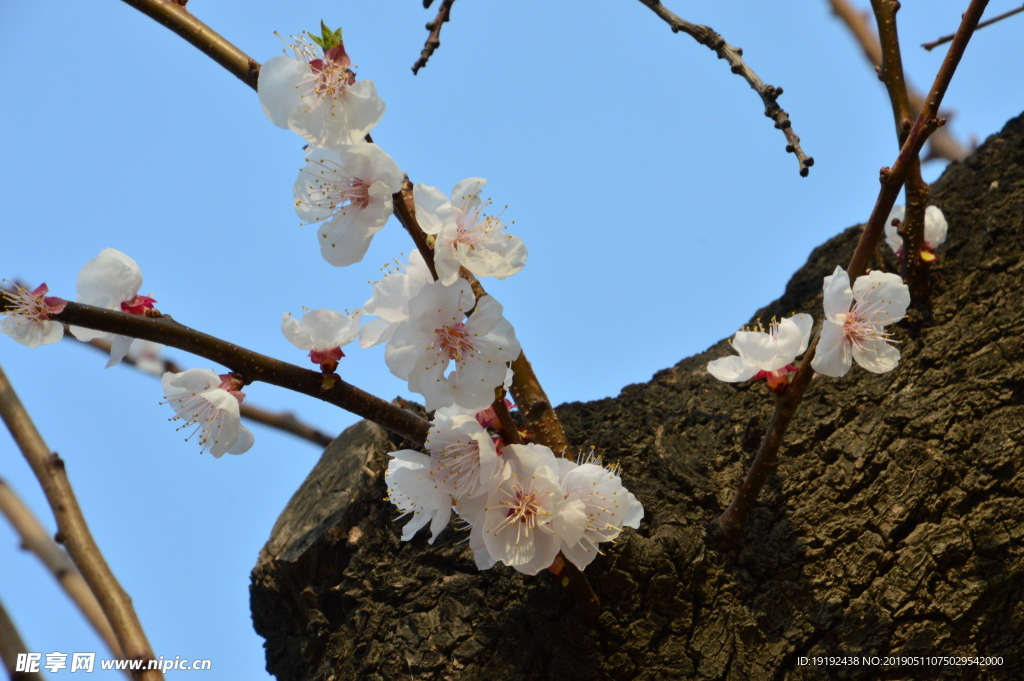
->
(386, 416), (643, 575)
(260, 24), (529, 415)
(708, 265), (912, 384)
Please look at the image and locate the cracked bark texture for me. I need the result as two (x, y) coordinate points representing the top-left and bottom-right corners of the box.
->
(250, 112), (1024, 681)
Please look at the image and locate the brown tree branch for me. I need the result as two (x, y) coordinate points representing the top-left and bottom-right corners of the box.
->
(715, 0), (990, 546)
(0, 595), (45, 681)
(871, 0), (933, 298)
(636, 0), (814, 176)
(0, 292), (432, 445)
(76, 336), (336, 448)
(118, 0), (260, 89)
(412, 0), (456, 74)
(923, 3), (1024, 50)
(0, 478), (125, 664)
(826, 0), (970, 163)
(0, 364), (164, 681)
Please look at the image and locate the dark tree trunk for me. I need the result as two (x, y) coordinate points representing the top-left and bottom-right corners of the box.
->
(251, 112), (1024, 681)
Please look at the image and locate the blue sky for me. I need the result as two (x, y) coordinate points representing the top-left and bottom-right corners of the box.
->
(1, 1), (1021, 678)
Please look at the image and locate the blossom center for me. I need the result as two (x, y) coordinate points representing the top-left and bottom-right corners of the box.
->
(435, 322), (475, 362)
(838, 302), (895, 353)
(4, 283), (66, 321)
(301, 160), (371, 213)
(500, 487), (545, 544)
(436, 439), (481, 492)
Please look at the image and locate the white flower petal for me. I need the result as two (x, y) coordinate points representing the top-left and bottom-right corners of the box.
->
(707, 355), (759, 382)
(810, 319), (852, 378)
(822, 266), (853, 320)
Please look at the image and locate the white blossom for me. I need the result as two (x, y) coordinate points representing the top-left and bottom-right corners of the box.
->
(281, 307), (362, 367)
(707, 314), (813, 391)
(162, 369), (254, 457)
(414, 179), (527, 285)
(258, 34), (384, 149)
(359, 251), (433, 348)
(69, 248), (155, 368)
(884, 205), (948, 261)
(384, 278), (521, 412)
(811, 266), (910, 378)
(553, 456), (644, 571)
(427, 414), (505, 500)
(294, 144), (403, 267)
(480, 444), (586, 576)
(384, 450), (452, 543)
(1, 283), (66, 348)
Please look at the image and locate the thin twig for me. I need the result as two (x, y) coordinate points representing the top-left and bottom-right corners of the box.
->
(715, 0), (990, 546)
(118, 0), (259, 88)
(871, 0), (933, 298)
(0, 595), (45, 681)
(412, 0), (456, 74)
(75, 336), (335, 448)
(826, 0), (970, 163)
(636, 0), (814, 176)
(0, 477), (125, 664)
(0, 291), (431, 445)
(923, 2), (1024, 50)
(0, 364), (164, 680)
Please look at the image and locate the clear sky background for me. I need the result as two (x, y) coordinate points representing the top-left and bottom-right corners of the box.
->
(1, 1), (1021, 678)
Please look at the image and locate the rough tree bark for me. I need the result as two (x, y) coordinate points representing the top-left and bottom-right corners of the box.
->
(250, 112), (1024, 681)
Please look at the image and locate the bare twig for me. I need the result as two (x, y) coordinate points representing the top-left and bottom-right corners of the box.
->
(0, 363), (164, 680)
(412, 0), (456, 74)
(0, 595), (45, 681)
(923, 3), (1024, 50)
(76, 336), (336, 448)
(871, 0), (933, 298)
(0, 478), (125, 664)
(636, 0), (814, 176)
(826, 0), (970, 163)
(716, 0), (990, 546)
(118, 0), (259, 88)
(0, 292), (432, 445)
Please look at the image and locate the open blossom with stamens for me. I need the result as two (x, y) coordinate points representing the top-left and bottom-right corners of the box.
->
(553, 455), (644, 571)
(1, 283), (67, 348)
(707, 314), (813, 392)
(481, 444), (586, 576)
(427, 414), (505, 499)
(384, 450), (453, 544)
(258, 30), (384, 149)
(359, 251), (433, 348)
(811, 266), (910, 378)
(414, 179), (527, 285)
(884, 205), (948, 262)
(294, 143), (403, 266)
(281, 307), (362, 371)
(385, 278), (521, 412)
(162, 369), (254, 457)
(69, 249), (156, 368)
